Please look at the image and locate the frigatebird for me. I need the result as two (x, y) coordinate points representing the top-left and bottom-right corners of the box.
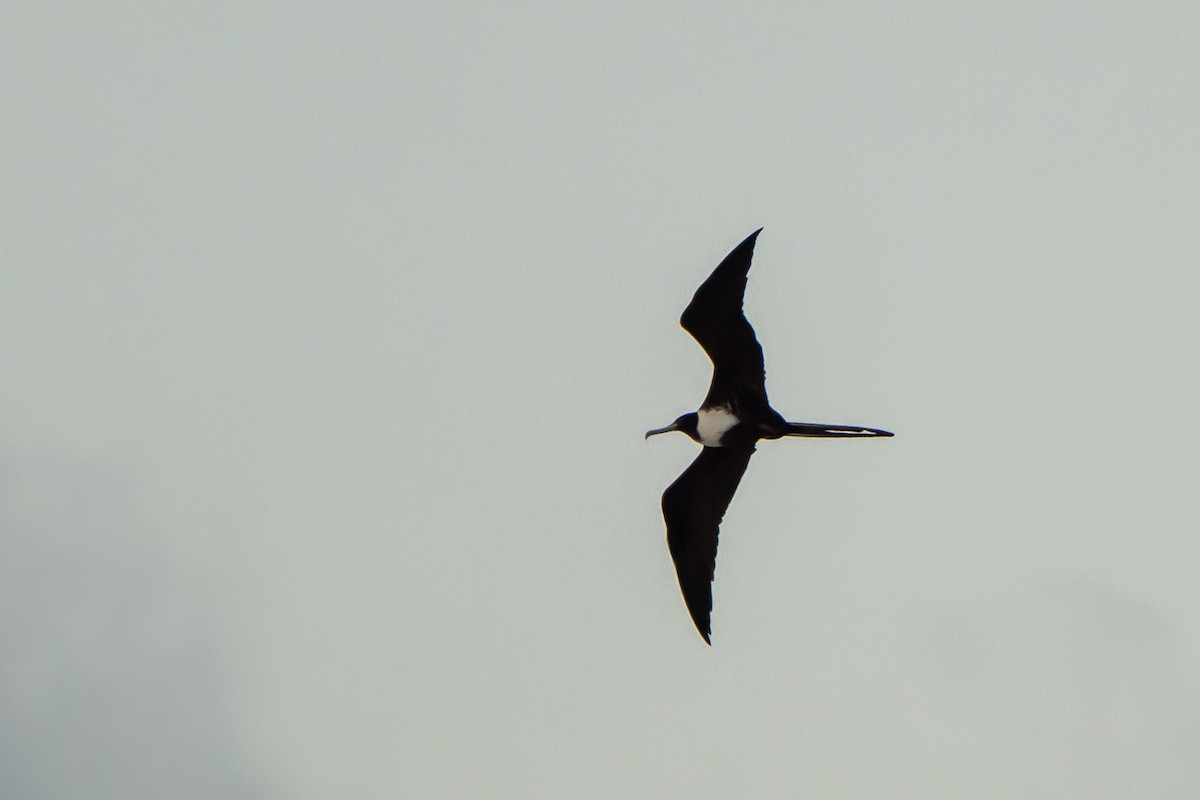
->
(646, 228), (892, 644)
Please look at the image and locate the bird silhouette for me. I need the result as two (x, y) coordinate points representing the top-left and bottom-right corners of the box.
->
(646, 229), (893, 643)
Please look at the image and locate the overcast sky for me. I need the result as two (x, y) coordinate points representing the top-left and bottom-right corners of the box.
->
(4, 2), (1200, 797)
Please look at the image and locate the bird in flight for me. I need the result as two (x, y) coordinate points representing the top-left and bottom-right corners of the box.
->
(646, 228), (893, 644)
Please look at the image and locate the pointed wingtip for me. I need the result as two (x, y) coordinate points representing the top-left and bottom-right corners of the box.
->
(725, 227), (762, 255)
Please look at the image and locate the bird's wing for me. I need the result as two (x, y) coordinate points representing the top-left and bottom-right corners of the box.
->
(680, 229), (769, 410)
(662, 444), (756, 644)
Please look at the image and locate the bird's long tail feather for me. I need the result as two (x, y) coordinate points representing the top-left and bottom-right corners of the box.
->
(783, 422), (893, 438)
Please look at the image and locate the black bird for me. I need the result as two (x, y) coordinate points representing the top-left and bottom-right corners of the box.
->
(646, 228), (893, 644)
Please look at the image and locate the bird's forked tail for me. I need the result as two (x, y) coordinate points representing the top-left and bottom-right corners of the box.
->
(783, 422), (893, 438)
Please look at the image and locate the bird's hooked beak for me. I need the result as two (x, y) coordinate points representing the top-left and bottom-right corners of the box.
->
(644, 421), (680, 440)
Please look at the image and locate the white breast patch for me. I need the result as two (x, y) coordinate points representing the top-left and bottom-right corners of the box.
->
(697, 406), (739, 446)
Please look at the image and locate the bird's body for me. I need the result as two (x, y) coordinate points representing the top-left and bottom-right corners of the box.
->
(646, 229), (892, 644)
(695, 406), (739, 446)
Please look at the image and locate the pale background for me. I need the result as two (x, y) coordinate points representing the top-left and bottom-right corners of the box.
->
(4, 2), (1200, 797)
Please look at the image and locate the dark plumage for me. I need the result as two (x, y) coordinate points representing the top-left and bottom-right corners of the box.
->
(646, 229), (893, 644)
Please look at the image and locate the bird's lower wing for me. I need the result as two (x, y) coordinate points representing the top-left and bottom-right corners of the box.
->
(661, 444), (756, 644)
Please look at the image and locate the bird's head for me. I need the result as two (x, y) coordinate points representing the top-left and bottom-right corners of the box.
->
(645, 412), (701, 443)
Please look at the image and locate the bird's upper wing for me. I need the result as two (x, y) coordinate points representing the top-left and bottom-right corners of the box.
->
(680, 229), (769, 410)
(662, 443), (756, 644)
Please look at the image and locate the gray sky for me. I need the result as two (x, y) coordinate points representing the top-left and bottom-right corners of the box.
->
(4, 2), (1200, 797)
